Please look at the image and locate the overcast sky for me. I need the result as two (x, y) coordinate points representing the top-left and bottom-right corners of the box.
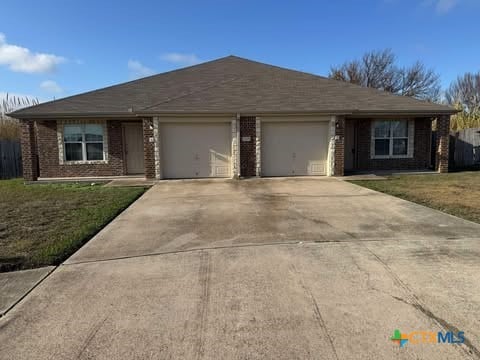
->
(1, 0), (478, 103)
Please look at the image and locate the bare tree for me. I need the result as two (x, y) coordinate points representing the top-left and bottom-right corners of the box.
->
(399, 61), (441, 100)
(362, 49), (399, 91)
(329, 60), (365, 86)
(329, 49), (441, 102)
(445, 72), (480, 112)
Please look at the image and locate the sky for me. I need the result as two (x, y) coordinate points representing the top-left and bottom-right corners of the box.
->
(1, 0), (479, 104)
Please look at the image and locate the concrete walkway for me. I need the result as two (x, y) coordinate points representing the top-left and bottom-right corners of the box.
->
(1, 178), (480, 359)
(0, 266), (54, 317)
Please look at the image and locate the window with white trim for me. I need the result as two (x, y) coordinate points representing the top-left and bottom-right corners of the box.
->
(64, 124), (104, 161)
(372, 120), (412, 158)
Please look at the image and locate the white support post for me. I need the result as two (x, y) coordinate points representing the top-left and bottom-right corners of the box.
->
(327, 116), (336, 176)
(153, 117), (161, 179)
(255, 117), (261, 177)
(231, 117), (239, 178)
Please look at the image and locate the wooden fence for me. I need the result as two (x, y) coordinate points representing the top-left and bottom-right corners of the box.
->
(0, 140), (22, 179)
(449, 128), (480, 169)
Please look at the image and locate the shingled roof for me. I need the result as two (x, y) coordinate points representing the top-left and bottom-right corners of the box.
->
(10, 55), (455, 118)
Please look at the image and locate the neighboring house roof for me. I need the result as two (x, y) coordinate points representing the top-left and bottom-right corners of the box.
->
(10, 55), (455, 118)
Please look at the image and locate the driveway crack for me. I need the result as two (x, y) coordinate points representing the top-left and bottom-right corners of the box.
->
(195, 251), (211, 360)
(76, 314), (109, 359)
(365, 245), (479, 359)
(289, 263), (339, 360)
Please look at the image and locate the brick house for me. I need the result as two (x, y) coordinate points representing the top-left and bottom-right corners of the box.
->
(10, 56), (454, 181)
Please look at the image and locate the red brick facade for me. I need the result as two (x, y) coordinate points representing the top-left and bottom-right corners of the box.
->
(34, 120), (137, 178)
(20, 115), (449, 181)
(436, 115), (450, 173)
(20, 119), (39, 181)
(142, 118), (156, 179)
(354, 118), (432, 171)
(334, 116), (345, 176)
(239, 116), (256, 177)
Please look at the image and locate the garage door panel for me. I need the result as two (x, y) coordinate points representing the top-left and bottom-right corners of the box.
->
(262, 122), (329, 176)
(211, 151), (230, 177)
(161, 123), (231, 179)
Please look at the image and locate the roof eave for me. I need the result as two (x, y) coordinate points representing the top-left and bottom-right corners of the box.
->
(7, 112), (138, 120)
(8, 108), (458, 120)
(349, 109), (459, 117)
(135, 110), (355, 116)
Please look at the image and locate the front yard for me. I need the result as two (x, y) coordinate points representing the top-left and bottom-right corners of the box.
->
(0, 180), (145, 272)
(350, 172), (480, 224)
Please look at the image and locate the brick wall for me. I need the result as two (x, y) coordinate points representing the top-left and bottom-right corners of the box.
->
(334, 116), (345, 176)
(142, 118), (156, 179)
(36, 120), (127, 178)
(20, 119), (39, 181)
(436, 115), (450, 173)
(239, 116), (256, 177)
(355, 118), (432, 171)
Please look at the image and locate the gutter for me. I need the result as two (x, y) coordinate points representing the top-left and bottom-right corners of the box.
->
(7, 108), (458, 120)
(6, 112), (140, 120)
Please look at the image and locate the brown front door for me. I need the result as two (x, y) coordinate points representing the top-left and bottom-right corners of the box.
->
(123, 123), (145, 174)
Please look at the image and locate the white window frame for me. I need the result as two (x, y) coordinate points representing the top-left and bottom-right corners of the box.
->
(371, 119), (414, 159)
(57, 120), (109, 165)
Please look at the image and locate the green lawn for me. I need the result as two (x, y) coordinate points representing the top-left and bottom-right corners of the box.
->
(0, 179), (146, 272)
(349, 172), (480, 224)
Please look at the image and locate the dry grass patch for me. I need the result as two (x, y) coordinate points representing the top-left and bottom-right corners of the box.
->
(350, 172), (480, 224)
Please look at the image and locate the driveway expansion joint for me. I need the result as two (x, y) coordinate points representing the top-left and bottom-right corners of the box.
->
(0, 266), (57, 319)
(63, 235), (480, 267)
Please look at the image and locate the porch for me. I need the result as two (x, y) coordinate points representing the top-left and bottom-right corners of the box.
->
(340, 115), (450, 175)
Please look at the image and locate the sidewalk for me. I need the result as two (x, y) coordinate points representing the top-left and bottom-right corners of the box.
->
(0, 267), (54, 317)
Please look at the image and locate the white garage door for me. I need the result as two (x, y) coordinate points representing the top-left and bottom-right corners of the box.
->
(262, 121), (329, 176)
(161, 122), (231, 179)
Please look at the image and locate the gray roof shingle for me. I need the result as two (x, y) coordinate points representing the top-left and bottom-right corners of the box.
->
(10, 56), (455, 118)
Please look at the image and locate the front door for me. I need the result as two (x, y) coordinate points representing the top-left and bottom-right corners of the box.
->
(124, 123), (145, 174)
(344, 120), (357, 172)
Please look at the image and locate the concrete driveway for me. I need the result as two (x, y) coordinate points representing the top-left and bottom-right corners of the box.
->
(1, 178), (480, 359)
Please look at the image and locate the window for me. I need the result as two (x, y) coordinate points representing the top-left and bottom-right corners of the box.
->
(372, 120), (411, 158)
(64, 124), (104, 162)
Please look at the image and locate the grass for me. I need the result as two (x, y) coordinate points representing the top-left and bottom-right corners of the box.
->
(0, 179), (146, 272)
(349, 172), (480, 224)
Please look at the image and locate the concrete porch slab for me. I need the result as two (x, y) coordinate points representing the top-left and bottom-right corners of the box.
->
(104, 178), (156, 187)
(32, 175), (146, 184)
(340, 170), (440, 180)
(338, 174), (388, 181)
